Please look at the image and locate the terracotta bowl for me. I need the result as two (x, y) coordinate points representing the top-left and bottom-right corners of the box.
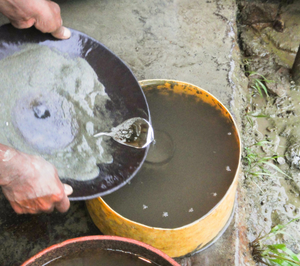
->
(21, 235), (180, 266)
(86, 80), (241, 258)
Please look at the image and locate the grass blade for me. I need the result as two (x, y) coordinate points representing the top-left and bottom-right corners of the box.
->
(256, 79), (269, 97)
(262, 161), (291, 179)
(270, 244), (300, 262)
(255, 140), (270, 146)
(252, 81), (263, 97)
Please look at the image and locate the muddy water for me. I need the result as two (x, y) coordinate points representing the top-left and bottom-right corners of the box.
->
(46, 248), (160, 266)
(103, 87), (240, 228)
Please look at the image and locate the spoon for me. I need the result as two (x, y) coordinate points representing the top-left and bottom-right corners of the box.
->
(94, 117), (154, 149)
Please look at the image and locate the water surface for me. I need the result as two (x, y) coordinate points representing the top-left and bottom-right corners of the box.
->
(103, 88), (239, 228)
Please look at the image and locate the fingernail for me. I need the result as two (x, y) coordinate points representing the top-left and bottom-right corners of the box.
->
(63, 27), (71, 39)
(64, 184), (73, 195)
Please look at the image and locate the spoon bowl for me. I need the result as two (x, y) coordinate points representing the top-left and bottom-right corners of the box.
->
(94, 117), (154, 149)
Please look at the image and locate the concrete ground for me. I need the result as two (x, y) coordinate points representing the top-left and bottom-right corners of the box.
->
(0, 0), (253, 265)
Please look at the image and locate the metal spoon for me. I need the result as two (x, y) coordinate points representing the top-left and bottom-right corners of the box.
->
(94, 117), (154, 149)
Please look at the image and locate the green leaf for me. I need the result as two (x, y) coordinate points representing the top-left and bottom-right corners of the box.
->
(251, 219), (300, 266)
(271, 155), (281, 160)
(249, 172), (274, 178)
(246, 115), (254, 126)
(262, 76), (274, 84)
(252, 81), (263, 97)
(271, 244), (300, 262)
(271, 224), (285, 232)
(259, 157), (275, 162)
(267, 257), (287, 266)
(255, 140), (270, 146)
(262, 161), (291, 178)
(268, 255), (300, 266)
(252, 114), (269, 118)
(248, 72), (274, 83)
(247, 71), (256, 76)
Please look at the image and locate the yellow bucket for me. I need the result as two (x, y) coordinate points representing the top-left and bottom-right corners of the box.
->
(86, 79), (241, 258)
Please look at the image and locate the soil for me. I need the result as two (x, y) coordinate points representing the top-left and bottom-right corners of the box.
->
(237, 0), (300, 262)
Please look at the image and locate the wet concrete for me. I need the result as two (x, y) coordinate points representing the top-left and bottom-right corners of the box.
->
(0, 0), (254, 265)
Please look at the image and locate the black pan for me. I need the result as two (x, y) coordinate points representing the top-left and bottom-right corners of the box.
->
(0, 24), (150, 200)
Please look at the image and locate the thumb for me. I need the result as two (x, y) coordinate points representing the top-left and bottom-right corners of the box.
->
(63, 184), (73, 196)
(51, 26), (71, 39)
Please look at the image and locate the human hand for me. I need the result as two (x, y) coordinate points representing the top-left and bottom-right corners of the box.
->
(0, 0), (71, 39)
(0, 148), (73, 214)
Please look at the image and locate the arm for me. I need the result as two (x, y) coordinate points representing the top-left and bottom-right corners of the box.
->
(0, 143), (72, 214)
(0, 0), (71, 39)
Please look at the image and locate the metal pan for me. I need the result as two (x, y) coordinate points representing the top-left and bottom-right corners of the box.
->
(0, 24), (150, 200)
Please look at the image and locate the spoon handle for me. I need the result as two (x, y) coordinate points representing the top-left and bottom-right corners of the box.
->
(93, 132), (113, 138)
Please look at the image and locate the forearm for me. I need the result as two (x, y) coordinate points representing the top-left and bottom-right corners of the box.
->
(0, 143), (19, 186)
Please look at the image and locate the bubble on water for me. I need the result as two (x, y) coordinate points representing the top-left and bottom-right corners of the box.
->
(189, 208), (194, 212)
(143, 205), (148, 210)
(162, 212), (168, 217)
(212, 192), (217, 197)
(226, 166), (231, 171)
(6, 122), (8, 126)
(228, 132), (232, 135)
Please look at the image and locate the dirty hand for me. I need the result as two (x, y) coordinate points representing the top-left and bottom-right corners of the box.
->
(0, 145), (73, 214)
(0, 0), (71, 39)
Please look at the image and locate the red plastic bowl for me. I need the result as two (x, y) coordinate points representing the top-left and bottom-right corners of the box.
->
(21, 235), (180, 266)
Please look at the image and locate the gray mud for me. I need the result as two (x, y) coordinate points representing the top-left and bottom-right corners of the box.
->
(238, 0), (300, 260)
(0, 44), (113, 180)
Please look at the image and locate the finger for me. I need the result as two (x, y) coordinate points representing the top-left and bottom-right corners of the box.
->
(41, 205), (55, 214)
(34, 1), (62, 34)
(22, 207), (39, 214)
(9, 202), (25, 214)
(10, 17), (36, 29)
(54, 194), (70, 213)
(10, 201), (39, 214)
(35, 198), (55, 213)
(51, 26), (71, 39)
(17, 200), (40, 214)
(63, 184), (73, 196)
(32, 1), (71, 40)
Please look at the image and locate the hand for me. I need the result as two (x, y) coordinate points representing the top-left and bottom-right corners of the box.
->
(0, 0), (71, 39)
(0, 148), (73, 214)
